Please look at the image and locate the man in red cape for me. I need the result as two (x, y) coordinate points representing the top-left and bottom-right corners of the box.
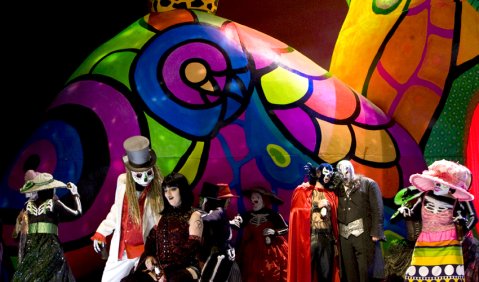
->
(287, 163), (340, 282)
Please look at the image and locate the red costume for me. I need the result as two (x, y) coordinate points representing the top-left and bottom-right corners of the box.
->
(287, 182), (340, 282)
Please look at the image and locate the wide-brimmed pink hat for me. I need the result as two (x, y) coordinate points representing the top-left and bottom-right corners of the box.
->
(409, 159), (473, 201)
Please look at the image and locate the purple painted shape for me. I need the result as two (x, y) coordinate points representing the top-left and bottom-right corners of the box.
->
(274, 108), (316, 151)
(355, 95), (390, 125)
(8, 140), (57, 190)
(240, 158), (269, 189)
(389, 123), (427, 186)
(164, 43), (227, 104)
(50, 80), (141, 241)
(197, 137), (235, 185)
(221, 124), (249, 161)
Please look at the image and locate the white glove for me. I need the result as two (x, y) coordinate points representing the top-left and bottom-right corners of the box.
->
(263, 228), (275, 236)
(226, 248), (236, 261)
(318, 199), (329, 208)
(398, 205), (412, 217)
(93, 239), (105, 253)
(229, 215), (243, 228)
(67, 182), (79, 196)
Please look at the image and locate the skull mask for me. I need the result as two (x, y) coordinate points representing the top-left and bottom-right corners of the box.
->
(131, 168), (154, 187)
(317, 163), (334, 189)
(337, 160), (355, 184)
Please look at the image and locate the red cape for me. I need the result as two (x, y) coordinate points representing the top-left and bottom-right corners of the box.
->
(287, 182), (340, 282)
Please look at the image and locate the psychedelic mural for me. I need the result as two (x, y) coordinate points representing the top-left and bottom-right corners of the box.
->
(1, 0), (474, 279)
(330, 0), (479, 237)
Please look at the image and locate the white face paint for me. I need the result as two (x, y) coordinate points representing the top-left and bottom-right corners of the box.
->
(337, 160), (355, 182)
(432, 181), (450, 196)
(131, 168), (154, 186)
(164, 186), (181, 207)
(250, 192), (264, 212)
(25, 191), (38, 200)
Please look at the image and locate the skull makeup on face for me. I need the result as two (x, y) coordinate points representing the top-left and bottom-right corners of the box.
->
(317, 163), (334, 189)
(432, 181), (451, 196)
(250, 192), (264, 211)
(131, 168), (154, 186)
(337, 160), (355, 183)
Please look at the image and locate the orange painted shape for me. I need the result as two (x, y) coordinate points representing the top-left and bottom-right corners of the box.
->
(457, 1), (479, 65)
(381, 10), (428, 85)
(317, 119), (352, 164)
(429, 0), (455, 30)
(417, 34), (452, 89)
(352, 125), (397, 163)
(368, 69), (398, 114)
(349, 160), (400, 199)
(145, 10), (195, 31)
(394, 85), (440, 142)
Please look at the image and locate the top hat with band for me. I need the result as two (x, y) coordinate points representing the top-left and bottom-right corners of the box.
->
(122, 135), (157, 172)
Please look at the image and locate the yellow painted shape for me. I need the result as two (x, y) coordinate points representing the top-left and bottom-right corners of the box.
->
(266, 144), (291, 168)
(262, 67), (309, 105)
(457, 1), (479, 65)
(178, 142), (204, 183)
(330, 0), (407, 93)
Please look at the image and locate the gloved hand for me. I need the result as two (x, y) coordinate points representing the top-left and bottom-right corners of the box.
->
(262, 228), (275, 236)
(67, 182), (79, 196)
(398, 205), (412, 217)
(229, 215), (242, 228)
(93, 239), (105, 253)
(226, 248), (236, 261)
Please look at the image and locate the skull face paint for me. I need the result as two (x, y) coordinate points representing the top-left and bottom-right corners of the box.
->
(432, 181), (451, 196)
(131, 168), (154, 186)
(250, 192), (264, 212)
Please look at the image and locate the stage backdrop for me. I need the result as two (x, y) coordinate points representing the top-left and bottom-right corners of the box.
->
(0, 0), (477, 280)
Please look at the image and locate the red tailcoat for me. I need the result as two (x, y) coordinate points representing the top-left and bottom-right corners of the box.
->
(287, 182), (340, 282)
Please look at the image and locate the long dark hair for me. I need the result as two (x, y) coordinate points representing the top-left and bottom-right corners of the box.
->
(161, 172), (194, 213)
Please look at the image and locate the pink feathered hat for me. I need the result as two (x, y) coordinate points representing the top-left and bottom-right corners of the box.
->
(409, 159), (474, 201)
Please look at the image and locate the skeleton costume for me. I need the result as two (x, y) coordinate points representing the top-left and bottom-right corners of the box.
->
(12, 171), (82, 282)
(236, 187), (288, 282)
(198, 182), (242, 282)
(400, 160), (475, 282)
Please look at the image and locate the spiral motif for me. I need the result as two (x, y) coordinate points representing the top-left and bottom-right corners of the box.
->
(134, 24), (252, 138)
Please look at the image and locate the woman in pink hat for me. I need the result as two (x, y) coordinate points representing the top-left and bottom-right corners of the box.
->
(398, 159), (476, 282)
